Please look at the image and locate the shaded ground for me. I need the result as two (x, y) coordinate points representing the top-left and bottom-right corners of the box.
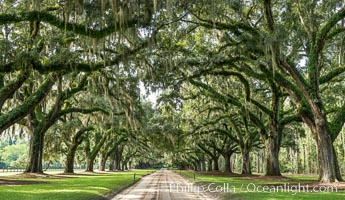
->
(0, 178), (49, 185)
(0, 171), (123, 185)
(241, 175), (297, 181)
(0, 173), (69, 185)
(192, 170), (259, 177)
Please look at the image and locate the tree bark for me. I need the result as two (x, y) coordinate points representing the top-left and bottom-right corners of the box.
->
(122, 161), (129, 171)
(64, 145), (78, 173)
(207, 158), (212, 171)
(332, 145), (343, 181)
(231, 154), (236, 173)
(129, 161), (132, 169)
(109, 153), (115, 171)
(99, 153), (108, 171)
(265, 83), (282, 176)
(114, 146), (123, 170)
(265, 136), (281, 176)
(224, 153), (232, 173)
(314, 119), (336, 182)
(212, 156), (219, 171)
(25, 130), (44, 173)
(241, 149), (251, 175)
(198, 154), (206, 171)
(86, 156), (95, 172)
(85, 132), (107, 172)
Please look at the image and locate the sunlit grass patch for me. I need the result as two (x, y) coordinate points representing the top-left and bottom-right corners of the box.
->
(0, 170), (154, 200)
(176, 170), (345, 200)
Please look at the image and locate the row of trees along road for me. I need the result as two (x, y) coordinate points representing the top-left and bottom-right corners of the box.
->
(1, 0), (345, 182)
(0, 0), (161, 173)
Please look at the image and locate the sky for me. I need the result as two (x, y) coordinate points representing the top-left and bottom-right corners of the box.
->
(139, 81), (159, 106)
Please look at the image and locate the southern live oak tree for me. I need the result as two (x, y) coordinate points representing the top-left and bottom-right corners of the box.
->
(64, 123), (94, 173)
(0, 0), (154, 131)
(0, 0), (159, 173)
(25, 73), (106, 173)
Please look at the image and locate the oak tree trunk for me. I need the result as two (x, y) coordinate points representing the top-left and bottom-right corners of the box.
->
(224, 153), (232, 173)
(266, 136), (281, 176)
(199, 155), (206, 171)
(213, 156), (219, 171)
(115, 152), (122, 170)
(64, 146), (78, 173)
(301, 105), (339, 182)
(207, 158), (212, 171)
(265, 84), (282, 176)
(86, 156), (95, 172)
(25, 130), (44, 173)
(109, 153), (115, 171)
(241, 150), (251, 175)
(99, 152), (109, 171)
(314, 120), (336, 182)
(332, 145), (343, 181)
(99, 157), (106, 171)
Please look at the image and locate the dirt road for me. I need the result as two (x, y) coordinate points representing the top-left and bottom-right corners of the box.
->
(112, 169), (216, 200)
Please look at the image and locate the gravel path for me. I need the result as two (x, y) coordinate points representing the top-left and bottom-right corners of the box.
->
(112, 169), (216, 200)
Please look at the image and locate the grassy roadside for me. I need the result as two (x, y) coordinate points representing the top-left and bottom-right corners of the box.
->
(0, 170), (155, 200)
(173, 170), (345, 200)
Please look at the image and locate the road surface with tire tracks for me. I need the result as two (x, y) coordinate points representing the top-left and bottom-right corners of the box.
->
(112, 169), (217, 200)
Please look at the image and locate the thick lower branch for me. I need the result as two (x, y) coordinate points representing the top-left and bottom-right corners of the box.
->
(0, 11), (149, 39)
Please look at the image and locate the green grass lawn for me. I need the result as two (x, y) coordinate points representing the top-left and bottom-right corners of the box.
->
(0, 170), (155, 200)
(174, 170), (345, 200)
